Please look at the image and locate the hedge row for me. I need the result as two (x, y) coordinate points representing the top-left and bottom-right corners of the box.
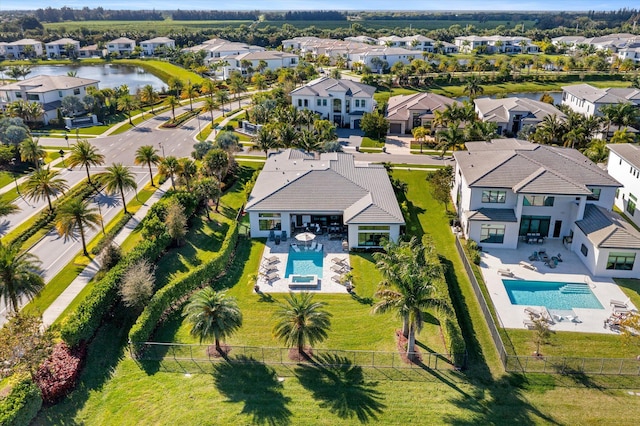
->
(423, 235), (467, 368)
(129, 220), (239, 347)
(90, 212), (133, 255)
(0, 378), (43, 426)
(159, 109), (201, 129)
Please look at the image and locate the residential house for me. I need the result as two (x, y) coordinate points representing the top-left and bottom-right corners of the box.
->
(344, 35), (378, 44)
(0, 42), (8, 58)
(140, 37), (175, 56)
(616, 46), (640, 64)
(45, 38), (81, 58)
(0, 75), (99, 124)
(4, 39), (43, 58)
(188, 39), (265, 64)
(474, 97), (566, 136)
(607, 144), (640, 228)
(386, 92), (458, 134)
(216, 51), (298, 79)
(106, 37), (136, 56)
(289, 77), (376, 129)
(78, 44), (105, 58)
(349, 47), (417, 72)
(245, 149), (405, 249)
(452, 138), (639, 278)
(379, 35), (436, 52)
(561, 83), (640, 117)
(455, 36), (537, 54)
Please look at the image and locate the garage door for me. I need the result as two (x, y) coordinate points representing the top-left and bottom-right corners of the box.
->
(389, 123), (402, 134)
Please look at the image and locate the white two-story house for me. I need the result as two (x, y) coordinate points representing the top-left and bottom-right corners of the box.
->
(607, 144), (640, 228)
(140, 37), (175, 56)
(561, 83), (640, 117)
(453, 138), (640, 278)
(290, 77), (376, 129)
(4, 39), (43, 58)
(0, 75), (99, 124)
(45, 38), (81, 58)
(107, 37), (136, 56)
(216, 51), (298, 79)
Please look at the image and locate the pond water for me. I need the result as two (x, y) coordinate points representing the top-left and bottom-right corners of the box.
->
(456, 91), (563, 104)
(25, 64), (167, 93)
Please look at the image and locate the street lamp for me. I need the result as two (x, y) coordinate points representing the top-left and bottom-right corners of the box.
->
(95, 194), (105, 235)
(59, 149), (66, 168)
(64, 132), (69, 148)
(158, 142), (166, 157)
(10, 158), (19, 195)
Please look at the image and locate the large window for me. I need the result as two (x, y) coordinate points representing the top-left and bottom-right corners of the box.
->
(606, 252), (636, 270)
(481, 190), (506, 204)
(27, 94), (39, 101)
(357, 225), (390, 247)
(258, 213), (281, 231)
(480, 224), (505, 244)
(523, 195), (554, 207)
(580, 244), (588, 257)
(519, 215), (551, 237)
(627, 194), (636, 216)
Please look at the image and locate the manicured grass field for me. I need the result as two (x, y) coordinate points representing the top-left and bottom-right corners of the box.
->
(360, 137), (385, 148)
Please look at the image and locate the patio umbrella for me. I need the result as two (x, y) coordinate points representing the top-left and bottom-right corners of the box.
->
(295, 232), (316, 245)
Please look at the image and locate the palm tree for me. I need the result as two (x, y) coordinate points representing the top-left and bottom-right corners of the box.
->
(297, 129), (322, 155)
(177, 158), (197, 192)
(98, 163), (138, 215)
(0, 199), (19, 218)
(582, 138), (609, 163)
(23, 167), (69, 211)
(67, 140), (105, 184)
(183, 288), (243, 355)
(411, 126), (427, 153)
(216, 90), (230, 117)
(372, 237), (447, 360)
(181, 81), (198, 111)
(194, 177), (221, 220)
(117, 93), (138, 125)
(610, 128), (636, 144)
(272, 292), (332, 357)
(0, 242), (44, 313)
(229, 75), (247, 110)
(165, 95), (179, 121)
(158, 156), (180, 190)
(436, 125), (465, 158)
(139, 84), (159, 113)
(134, 145), (160, 187)
(277, 123), (299, 148)
(463, 75), (484, 100)
(55, 198), (101, 256)
(534, 114), (566, 145)
(19, 137), (45, 169)
(201, 97), (218, 125)
(251, 126), (279, 157)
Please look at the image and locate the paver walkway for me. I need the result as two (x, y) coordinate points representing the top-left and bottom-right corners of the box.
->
(41, 179), (172, 326)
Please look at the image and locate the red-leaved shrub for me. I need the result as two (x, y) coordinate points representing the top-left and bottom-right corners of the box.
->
(34, 342), (86, 404)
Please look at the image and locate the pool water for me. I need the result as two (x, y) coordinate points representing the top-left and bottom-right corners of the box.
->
(502, 280), (604, 310)
(285, 249), (323, 278)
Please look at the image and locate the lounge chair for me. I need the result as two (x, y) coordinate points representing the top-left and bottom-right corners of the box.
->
(519, 261), (537, 271)
(613, 306), (630, 314)
(331, 257), (347, 265)
(309, 241), (317, 251)
(528, 252), (539, 261)
(523, 319), (536, 330)
(566, 315), (582, 323)
(260, 265), (278, 274)
(331, 274), (344, 284)
(497, 268), (514, 277)
(315, 243), (323, 252)
(331, 264), (346, 273)
(545, 260), (557, 269)
(610, 299), (629, 308)
(524, 307), (541, 318)
(264, 272), (280, 282)
(263, 256), (279, 265)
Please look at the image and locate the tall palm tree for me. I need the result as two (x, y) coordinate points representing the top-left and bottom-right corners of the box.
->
(98, 163), (138, 215)
(297, 129), (322, 155)
(139, 84), (159, 113)
(23, 167), (69, 211)
(610, 128), (636, 144)
(194, 177), (221, 220)
(216, 90), (230, 117)
(463, 75), (484, 100)
(251, 126), (279, 157)
(272, 292), (332, 357)
(372, 237), (447, 360)
(0, 199), (19, 218)
(229, 75), (247, 109)
(19, 137), (45, 169)
(582, 138), (609, 163)
(177, 158), (197, 192)
(277, 123), (299, 148)
(158, 156), (181, 190)
(67, 140), (105, 184)
(134, 145), (160, 187)
(201, 97), (218, 125)
(117, 93), (138, 125)
(165, 95), (179, 121)
(183, 288), (243, 355)
(181, 81), (198, 111)
(436, 125), (465, 158)
(55, 198), (101, 256)
(0, 242), (44, 313)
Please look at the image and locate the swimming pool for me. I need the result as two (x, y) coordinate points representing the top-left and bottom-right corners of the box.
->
(285, 249), (323, 278)
(502, 280), (604, 310)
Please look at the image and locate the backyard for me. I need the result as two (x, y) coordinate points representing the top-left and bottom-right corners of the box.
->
(31, 168), (640, 425)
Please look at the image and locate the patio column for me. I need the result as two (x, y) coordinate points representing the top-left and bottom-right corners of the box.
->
(576, 197), (587, 221)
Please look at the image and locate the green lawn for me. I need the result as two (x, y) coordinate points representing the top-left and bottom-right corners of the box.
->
(360, 137), (385, 148)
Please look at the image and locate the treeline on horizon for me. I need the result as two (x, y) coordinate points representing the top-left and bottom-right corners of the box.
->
(20, 7), (640, 28)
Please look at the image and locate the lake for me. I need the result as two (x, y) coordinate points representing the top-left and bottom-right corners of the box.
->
(456, 91), (563, 104)
(25, 64), (167, 93)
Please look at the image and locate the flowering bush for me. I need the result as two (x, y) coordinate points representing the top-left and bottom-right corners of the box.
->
(34, 342), (86, 404)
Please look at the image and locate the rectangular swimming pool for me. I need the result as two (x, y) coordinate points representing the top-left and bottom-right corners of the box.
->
(285, 249), (323, 278)
(502, 280), (604, 310)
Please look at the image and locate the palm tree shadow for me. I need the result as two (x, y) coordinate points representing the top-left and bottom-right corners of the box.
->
(94, 192), (120, 208)
(295, 353), (386, 423)
(212, 356), (292, 426)
(0, 219), (10, 236)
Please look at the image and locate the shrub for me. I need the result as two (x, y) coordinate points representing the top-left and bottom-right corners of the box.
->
(0, 378), (42, 426)
(466, 239), (481, 265)
(99, 244), (122, 271)
(119, 259), (155, 309)
(90, 212), (133, 255)
(33, 342), (85, 404)
(129, 221), (239, 348)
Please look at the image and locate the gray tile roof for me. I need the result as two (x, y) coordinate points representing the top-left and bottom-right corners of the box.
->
(455, 139), (621, 194)
(0, 75), (99, 92)
(562, 83), (638, 105)
(387, 92), (457, 122)
(607, 143), (640, 169)
(246, 149), (404, 225)
(290, 77), (376, 98)
(575, 204), (640, 249)
(474, 97), (566, 124)
(466, 208), (518, 222)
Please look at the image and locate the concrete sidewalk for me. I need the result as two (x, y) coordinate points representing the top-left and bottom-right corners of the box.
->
(41, 179), (172, 327)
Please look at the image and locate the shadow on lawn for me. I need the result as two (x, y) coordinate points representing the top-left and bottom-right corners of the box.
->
(213, 356), (292, 426)
(295, 353), (386, 424)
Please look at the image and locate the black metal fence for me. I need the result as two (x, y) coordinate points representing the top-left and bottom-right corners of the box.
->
(455, 236), (640, 376)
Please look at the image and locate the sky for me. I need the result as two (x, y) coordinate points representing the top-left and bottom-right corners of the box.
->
(0, 1), (635, 12)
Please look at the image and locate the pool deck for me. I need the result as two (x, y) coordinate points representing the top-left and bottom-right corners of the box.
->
(479, 239), (636, 334)
(257, 236), (350, 293)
